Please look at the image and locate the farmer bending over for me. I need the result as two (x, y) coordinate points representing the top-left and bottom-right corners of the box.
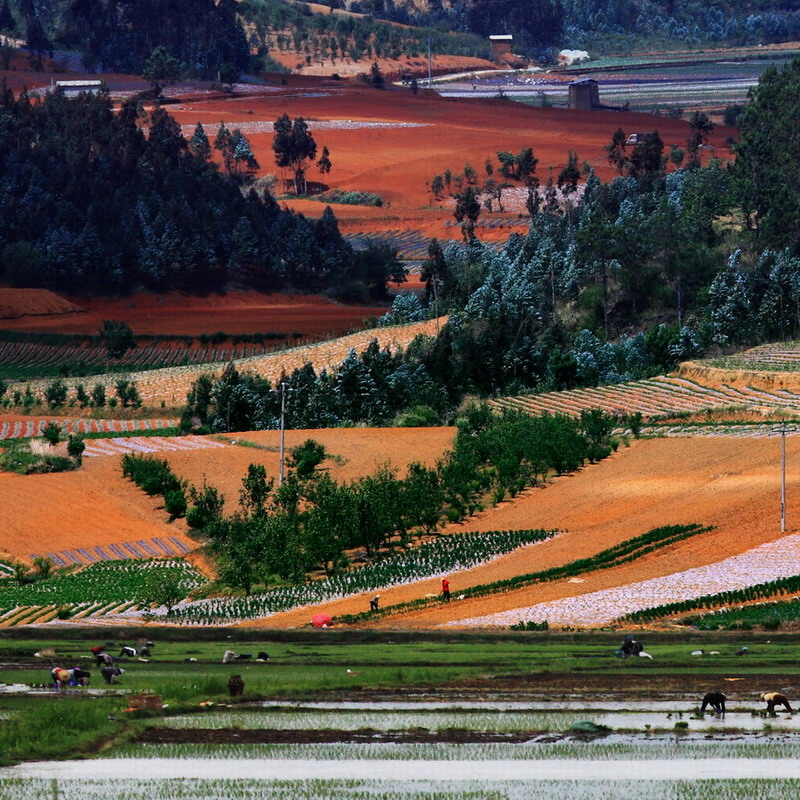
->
(700, 692), (726, 714)
(762, 692), (793, 713)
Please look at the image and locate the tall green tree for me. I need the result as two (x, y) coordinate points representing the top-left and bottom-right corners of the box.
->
(732, 56), (800, 250)
(272, 114), (317, 195)
(142, 45), (182, 97)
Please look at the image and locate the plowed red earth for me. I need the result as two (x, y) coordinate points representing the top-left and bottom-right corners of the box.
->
(0, 289), (388, 338)
(163, 78), (733, 242)
(250, 436), (799, 629)
(0, 427), (453, 563)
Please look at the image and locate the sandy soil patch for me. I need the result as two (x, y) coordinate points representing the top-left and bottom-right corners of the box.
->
(253, 436), (799, 628)
(0, 458), (187, 563)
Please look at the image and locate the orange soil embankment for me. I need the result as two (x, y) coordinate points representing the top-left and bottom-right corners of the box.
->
(0, 289), (85, 319)
(0, 290), (388, 338)
(677, 361), (800, 394)
(0, 427), (453, 563)
(252, 436), (799, 629)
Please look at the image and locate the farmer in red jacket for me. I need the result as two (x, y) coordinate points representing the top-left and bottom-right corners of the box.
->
(442, 577), (451, 602)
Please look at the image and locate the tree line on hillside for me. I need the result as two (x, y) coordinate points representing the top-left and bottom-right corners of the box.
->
(130, 407), (618, 593)
(345, 0), (800, 58)
(0, 90), (403, 300)
(174, 57), (800, 425)
(0, 0), (247, 77)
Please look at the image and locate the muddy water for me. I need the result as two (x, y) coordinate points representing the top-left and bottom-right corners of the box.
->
(4, 758), (800, 780)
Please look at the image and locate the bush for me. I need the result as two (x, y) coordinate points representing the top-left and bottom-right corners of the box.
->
(187, 483), (225, 530)
(314, 189), (383, 206)
(121, 454), (182, 496)
(164, 488), (188, 520)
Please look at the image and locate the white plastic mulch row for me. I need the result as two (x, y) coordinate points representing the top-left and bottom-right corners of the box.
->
(642, 425), (796, 439)
(83, 435), (227, 458)
(178, 120), (433, 136)
(450, 533), (800, 628)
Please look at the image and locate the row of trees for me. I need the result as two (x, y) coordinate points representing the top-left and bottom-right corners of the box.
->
(180, 407), (616, 592)
(348, 0), (800, 57)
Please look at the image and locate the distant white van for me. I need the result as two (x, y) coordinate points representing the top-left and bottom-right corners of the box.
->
(626, 132), (656, 145)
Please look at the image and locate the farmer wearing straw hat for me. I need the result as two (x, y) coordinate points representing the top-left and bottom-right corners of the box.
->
(762, 692), (793, 712)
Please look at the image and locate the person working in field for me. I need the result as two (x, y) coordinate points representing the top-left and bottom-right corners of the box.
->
(699, 691), (726, 714)
(100, 665), (124, 685)
(441, 578), (451, 602)
(762, 692), (793, 713)
(616, 634), (643, 659)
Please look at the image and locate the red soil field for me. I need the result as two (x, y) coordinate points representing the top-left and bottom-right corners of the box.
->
(253, 436), (800, 629)
(0, 289), (389, 338)
(0, 427), (453, 563)
(164, 79), (735, 242)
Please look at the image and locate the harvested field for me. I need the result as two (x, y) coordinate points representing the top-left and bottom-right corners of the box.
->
(0, 290), (387, 338)
(4, 317), (444, 409)
(0, 427), (454, 563)
(254, 436), (800, 629)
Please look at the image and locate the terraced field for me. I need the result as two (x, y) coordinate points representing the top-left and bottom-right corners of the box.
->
(4, 317), (445, 409)
(0, 340), (294, 380)
(709, 342), (800, 372)
(456, 532), (800, 628)
(492, 375), (800, 419)
(0, 418), (178, 440)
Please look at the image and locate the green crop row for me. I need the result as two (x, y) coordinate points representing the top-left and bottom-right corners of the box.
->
(0, 560), (202, 609)
(166, 529), (555, 624)
(623, 574), (800, 625)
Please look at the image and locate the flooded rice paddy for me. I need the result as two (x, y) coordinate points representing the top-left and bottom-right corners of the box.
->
(3, 777), (800, 800)
(4, 697), (800, 796)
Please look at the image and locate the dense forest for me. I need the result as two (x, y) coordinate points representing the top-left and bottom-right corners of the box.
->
(346, 0), (800, 57)
(0, 88), (406, 297)
(0, 0), (248, 76)
(3, 0), (798, 76)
